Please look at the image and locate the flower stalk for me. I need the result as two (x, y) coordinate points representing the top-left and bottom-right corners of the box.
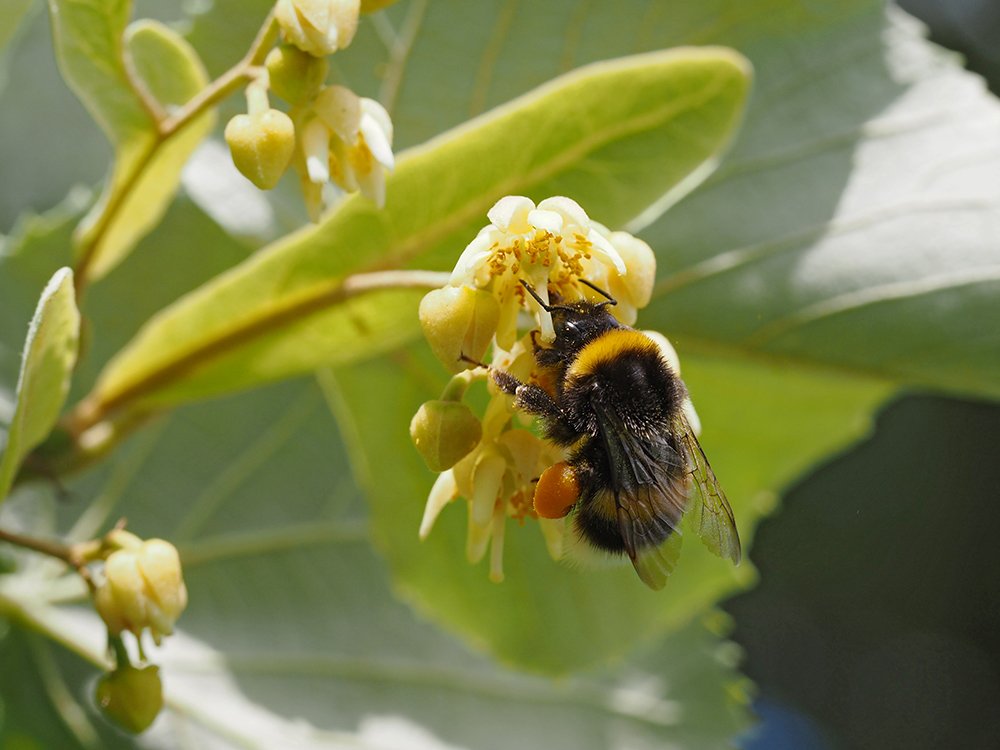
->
(74, 11), (281, 295)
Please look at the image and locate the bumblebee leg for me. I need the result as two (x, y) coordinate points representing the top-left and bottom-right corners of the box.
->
(491, 370), (566, 424)
(491, 368), (523, 396)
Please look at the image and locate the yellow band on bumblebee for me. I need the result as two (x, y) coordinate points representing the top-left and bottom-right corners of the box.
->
(566, 328), (659, 380)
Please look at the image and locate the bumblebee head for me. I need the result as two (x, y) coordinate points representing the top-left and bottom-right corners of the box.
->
(521, 280), (621, 347)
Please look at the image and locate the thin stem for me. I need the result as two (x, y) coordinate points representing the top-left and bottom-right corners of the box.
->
(0, 527), (100, 591)
(159, 11), (279, 138)
(74, 11), (280, 293)
(0, 526), (76, 566)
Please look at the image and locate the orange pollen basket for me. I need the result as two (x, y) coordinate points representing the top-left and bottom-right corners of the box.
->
(533, 461), (580, 519)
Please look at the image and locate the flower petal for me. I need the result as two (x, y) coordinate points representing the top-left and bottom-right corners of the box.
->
(314, 85), (361, 142)
(487, 195), (534, 233)
(537, 196), (589, 229)
(488, 504), (506, 583)
(356, 158), (387, 206)
(360, 99), (394, 167)
(527, 208), (563, 234)
(587, 227), (627, 275)
(466, 511), (492, 564)
(419, 469), (458, 539)
(449, 227), (495, 285)
(470, 450), (505, 527)
(301, 118), (331, 183)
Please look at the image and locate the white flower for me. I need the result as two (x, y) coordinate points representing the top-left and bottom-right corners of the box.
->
(447, 196), (652, 346)
(276, 0), (360, 58)
(296, 85), (394, 217)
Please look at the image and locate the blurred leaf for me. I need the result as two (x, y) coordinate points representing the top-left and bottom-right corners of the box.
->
(640, 7), (1000, 398)
(0, 10), (107, 231)
(0, 267), (79, 502)
(47, 1), (213, 281)
(0, 626), (132, 749)
(46, 0), (146, 143)
(80, 48), (750, 416)
(0, 0), (34, 51)
(0, 0), (35, 94)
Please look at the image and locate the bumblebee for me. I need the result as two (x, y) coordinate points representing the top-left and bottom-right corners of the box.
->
(491, 281), (741, 590)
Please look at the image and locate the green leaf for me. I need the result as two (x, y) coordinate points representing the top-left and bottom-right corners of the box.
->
(637, 7), (1000, 399)
(47, 1), (213, 281)
(46, 0), (147, 144)
(0, 378), (749, 748)
(0, 267), (79, 502)
(0, 626), (131, 749)
(326, 344), (891, 673)
(80, 48), (750, 418)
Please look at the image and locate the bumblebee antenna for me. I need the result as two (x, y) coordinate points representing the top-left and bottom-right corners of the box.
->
(519, 280), (555, 311)
(578, 278), (617, 306)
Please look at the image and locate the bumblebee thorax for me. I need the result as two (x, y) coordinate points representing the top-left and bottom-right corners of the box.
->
(549, 302), (621, 354)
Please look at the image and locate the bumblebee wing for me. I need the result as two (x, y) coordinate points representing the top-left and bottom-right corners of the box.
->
(674, 412), (741, 564)
(618, 499), (684, 590)
(592, 400), (688, 590)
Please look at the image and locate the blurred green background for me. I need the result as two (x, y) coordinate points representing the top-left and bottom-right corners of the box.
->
(731, 3), (1000, 748)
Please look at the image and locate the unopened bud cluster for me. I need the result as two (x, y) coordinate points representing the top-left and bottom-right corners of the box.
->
(93, 530), (188, 646)
(411, 195), (666, 582)
(85, 529), (187, 733)
(224, 1), (396, 218)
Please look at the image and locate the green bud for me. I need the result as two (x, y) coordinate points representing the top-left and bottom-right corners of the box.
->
(224, 109), (296, 190)
(95, 664), (163, 733)
(410, 400), (482, 472)
(265, 44), (329, 105)
(419, 286), (500, 372)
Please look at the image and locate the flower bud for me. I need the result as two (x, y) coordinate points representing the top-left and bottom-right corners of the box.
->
(410, 400), (482, 472)
(95, 664), (163, 733)
(613, 232), (656, 306)
(224, 109), (296, 190)
(94, 539), (188, 645)
(419, 286), (500, 372)
(276, 0), (360, 57)
(265, 44), (329, 104)
(606, 230), (656, 324)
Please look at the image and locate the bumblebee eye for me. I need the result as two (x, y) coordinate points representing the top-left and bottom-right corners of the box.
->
(559, 319), (579, 336)
(533, 462), (580, 519)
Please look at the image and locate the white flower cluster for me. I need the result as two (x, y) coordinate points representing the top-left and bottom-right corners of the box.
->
(412, 195), (659, 582)
(225, 0), (395, 218)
